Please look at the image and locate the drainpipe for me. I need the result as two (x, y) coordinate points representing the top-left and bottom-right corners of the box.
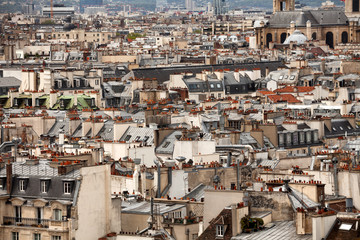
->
(161, 167), (172, 197)
(154, 160), (161, 198)
(227, 152), (232, 167)
(332, 157), (339, 197)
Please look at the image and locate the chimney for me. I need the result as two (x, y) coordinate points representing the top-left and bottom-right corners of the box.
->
(6, 160), (12, 194)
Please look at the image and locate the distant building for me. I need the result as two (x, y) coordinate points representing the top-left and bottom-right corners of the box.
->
(42, 5), (75, 17)
(213, 0), (227, 15)
(80, 0), (103, 13)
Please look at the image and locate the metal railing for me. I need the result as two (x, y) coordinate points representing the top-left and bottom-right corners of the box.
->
(3, 216), (67, 228)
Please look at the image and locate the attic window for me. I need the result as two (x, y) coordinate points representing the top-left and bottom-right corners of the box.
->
(332, 127), (337, 131)
(216, 225), (224, 237)
(290, 75), (296, 80)
(19, 180), (26, 192)
(135, 136), (141, 141)
(347, 126), (352, 130)
(163, 141), (171, 148)
(144, 136), (149, 142)
(279, 75), (284, 80)
(339, 126), (343, 130)
(124, 135), (131, 141)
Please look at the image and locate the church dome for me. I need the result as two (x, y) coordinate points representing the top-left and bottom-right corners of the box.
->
(284, 30), (308, 45)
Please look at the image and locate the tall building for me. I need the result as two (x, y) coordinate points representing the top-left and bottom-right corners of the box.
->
(185, 0), (194, 11)
(80, 0), (103, 13)
(213, 0), (227, 15)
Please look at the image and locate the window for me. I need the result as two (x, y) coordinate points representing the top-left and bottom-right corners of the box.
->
(216, 225), (224, 237)
(52, 236), (61, 240)
(41, 181), (47, 193)
(12, 232), (19, 240)
(34, 233), (41, 240)
(19, 180), (25, 191)
(217, 83), (221, 88)
(0, 178), (3, 189)
(290, 75), (296, 80)
(163, 141), (171, 148)
(95, 80), (100, 85)
(15, 206), (21, 222)
(64, 182), (71, 194)
(53, 209), (62, 221)
(173, 211), (181, 218)
(279, 75), (284, 80)
(210, 83), (214, 89)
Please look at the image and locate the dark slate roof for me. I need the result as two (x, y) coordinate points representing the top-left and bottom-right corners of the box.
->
(183, 78), (209, 93)
(198, 208), (233, 240)
(96, 120), (114, 141)
(268, 10), (348, 28)
(46, 119), (69, 137)
(0, 160), (79, 201)
(324, 119), (360, 138)
(131, 61), (285, 84)
(0, 77), (21, 87)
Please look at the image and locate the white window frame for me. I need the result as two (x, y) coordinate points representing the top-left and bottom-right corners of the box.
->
(216, 225), (224, 237)
(52, 236), (61, 240)
(41, 181), (47, 193)
(64, 182), (71, 194)
(19, 180), (25, 192)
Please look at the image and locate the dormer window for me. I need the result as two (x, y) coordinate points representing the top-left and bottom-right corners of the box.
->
(64, 182), (72, 194)
(216, 225), (224, 237)
(19, 180), (25, 192)
(41, 179), (50, 193)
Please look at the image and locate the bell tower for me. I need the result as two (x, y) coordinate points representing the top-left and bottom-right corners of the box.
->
(273, 0), (295, 13)
(345, 0), (360, 17)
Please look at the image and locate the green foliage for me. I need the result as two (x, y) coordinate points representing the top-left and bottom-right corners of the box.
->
(240, 215), (264, 231)
(127, 32), (145, 40)
(42, 20), (55, 25)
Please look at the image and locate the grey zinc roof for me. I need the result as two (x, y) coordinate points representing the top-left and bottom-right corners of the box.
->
(233, 220), (312, 240)
(0, 77), (21, 87)
(121, 201), (185, 215)
(96, 120), (114, 141)
(0, 160), (80, 178)
(156, 130), (182, 154)
(119, 126), (154, 144)
(288, 187), (321, 210)
(131, 61), (285, 84)
(268, 10), (348, 28)
(183, 183), (213, 201)
(46, 119), (69, 137)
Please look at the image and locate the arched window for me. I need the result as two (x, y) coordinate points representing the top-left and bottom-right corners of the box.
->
(312, 32), (317, 40)
(341, 31), (348, 44)
(266, 33), (272, 48)
(326, 32), (334, 49)
(280, 32), (287, 43)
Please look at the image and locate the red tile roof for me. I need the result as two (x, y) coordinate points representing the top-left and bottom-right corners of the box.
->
(258, 90), (275, 95)
(274, 86), (315, 93)
(267, 94), (302, 103)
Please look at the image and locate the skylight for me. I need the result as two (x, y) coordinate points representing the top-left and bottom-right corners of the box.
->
(339, 223), (352, 231)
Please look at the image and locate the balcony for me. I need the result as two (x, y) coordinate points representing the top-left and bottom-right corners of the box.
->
(3, 217), (68, 229)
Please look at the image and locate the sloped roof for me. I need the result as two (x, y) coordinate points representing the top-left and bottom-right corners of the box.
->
(267, 94), (302, 103)
(274, 86), (315, 93)
(268, 10), (348, 28)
